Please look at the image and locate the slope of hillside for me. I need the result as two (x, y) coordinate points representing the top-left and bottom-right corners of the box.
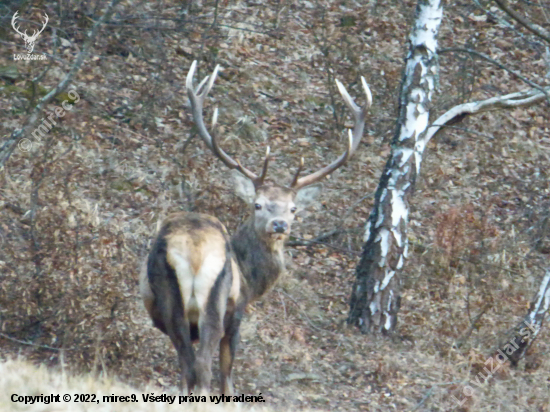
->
(0, 358), (300, 412)
(1, 0), (549, 411)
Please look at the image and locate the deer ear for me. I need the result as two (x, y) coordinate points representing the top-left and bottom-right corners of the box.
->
(231, 170), (256, 204)
(294, 183), (323, 211)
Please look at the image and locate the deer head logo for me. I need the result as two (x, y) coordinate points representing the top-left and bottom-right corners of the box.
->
(11, 11), (49, 54)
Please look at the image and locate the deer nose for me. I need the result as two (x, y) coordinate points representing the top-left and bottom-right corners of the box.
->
(272, 220), (288, 233)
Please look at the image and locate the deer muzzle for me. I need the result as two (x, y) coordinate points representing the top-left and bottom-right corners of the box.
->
(272, 220), (288, 234)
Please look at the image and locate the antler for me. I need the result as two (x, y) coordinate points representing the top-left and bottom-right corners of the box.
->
(29, 13), (49, 41)
(186, 60), (270, 189)
(11, 11), (48, 40)
(289, 77), (372, 190)
(11, 11), (25, 37)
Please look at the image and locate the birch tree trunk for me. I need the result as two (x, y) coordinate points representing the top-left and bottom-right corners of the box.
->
(347, 0), (443, 333)
(495, 270), (550, 366)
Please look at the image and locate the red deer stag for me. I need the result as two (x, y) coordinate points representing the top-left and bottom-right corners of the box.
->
(140, 61), (372, 394)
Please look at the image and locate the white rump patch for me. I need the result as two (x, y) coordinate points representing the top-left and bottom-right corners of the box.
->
(193, 249), (227, 317)
(168, 247), (227, 324)
(168, 249), (195, 313)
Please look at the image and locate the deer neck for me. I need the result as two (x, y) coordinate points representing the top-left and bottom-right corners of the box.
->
(230, 217), (286, 302)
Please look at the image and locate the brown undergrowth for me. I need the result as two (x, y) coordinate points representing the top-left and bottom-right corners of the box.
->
(1, 0), (550, 410)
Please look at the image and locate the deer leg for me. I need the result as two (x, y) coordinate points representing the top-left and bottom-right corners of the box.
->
(154, 284), (196, 393)
(195, 261), (233, 395)
(194, 309), (223, 395)
(170, 315), (196, 393)
(219, 311), (242, 395)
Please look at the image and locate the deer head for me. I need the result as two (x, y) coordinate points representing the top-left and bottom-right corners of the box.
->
(229, 170), (322, 243)
(185, 60), (372, 243)
(12, 11), (49, 54)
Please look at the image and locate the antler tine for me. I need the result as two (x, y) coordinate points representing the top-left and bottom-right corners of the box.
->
(203, 64), (219, 96)
(361, 77), (373, 109)
(290, 78), (371, 190)
(209, 108), (258, 182)
(336, 77), (372, 155)
(186, 61), (263, 184)
(196, 75), (210, 94)
(291, 131), (352, 190)
(212, 107), (219, 127)
(290, 157), (304, 188)
(185, 60), (198, 91)
(255, 146), (271, 188)
(32, 13), (48, 38)
(11, 11), (23, 36)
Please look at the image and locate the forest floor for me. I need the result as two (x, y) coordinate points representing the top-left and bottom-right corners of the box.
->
(1, 0), (550, 411)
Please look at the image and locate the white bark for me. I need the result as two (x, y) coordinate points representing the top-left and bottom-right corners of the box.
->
(348, 0), (443, 333)
(349, 0), (550, 335)
(422, 86), (550, 147)
(527, 270), (550, 335)
(496, 270), (550, 366)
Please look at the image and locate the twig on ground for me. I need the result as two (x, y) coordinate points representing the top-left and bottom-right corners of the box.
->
(410, 381), (464, 412)
(453, 303), (492, 348)
(288, 193), (373, 251)
(281, 291), (324, 332)
(0, 332), (75, 351)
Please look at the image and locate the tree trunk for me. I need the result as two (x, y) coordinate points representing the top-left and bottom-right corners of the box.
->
(347, 0), (443, 333)
(494, 270), (550, 366)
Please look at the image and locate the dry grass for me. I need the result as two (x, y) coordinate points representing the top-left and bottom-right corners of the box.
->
(0, 358), (307, 412)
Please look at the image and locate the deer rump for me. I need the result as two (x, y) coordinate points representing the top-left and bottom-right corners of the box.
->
(141, 213), (241, 344)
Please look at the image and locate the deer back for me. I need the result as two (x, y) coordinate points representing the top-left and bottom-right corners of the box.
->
(141, 213), (241, 338)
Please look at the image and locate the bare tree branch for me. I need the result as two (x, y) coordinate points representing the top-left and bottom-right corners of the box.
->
(440, 47), (549, 100)
(421, 85), (550, 146)
(493, 0), (550, 43)
(0, 0), (122, 167)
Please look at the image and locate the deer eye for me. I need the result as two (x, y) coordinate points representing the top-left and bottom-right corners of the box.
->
(290, 207), (297, 213)
(255, 203), (262, 210)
